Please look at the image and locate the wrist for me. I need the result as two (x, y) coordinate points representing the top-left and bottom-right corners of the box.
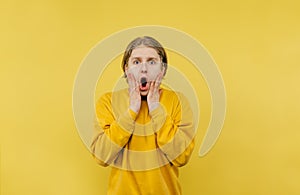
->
(129, 105), (139, 114)
(148, 102), (159, 112)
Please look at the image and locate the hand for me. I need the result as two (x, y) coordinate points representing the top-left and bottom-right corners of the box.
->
(147, 72), (163, 112)
(127, 73), (141, 113)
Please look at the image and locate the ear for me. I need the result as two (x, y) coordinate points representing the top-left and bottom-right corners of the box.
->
(124, 65), (128, 77)
(161, 64), (166, 76)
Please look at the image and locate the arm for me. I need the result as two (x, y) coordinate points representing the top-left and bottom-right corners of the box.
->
(90, 93), (137, 166)
(150, 92), (195, 167)
(91, 71), (142, 167)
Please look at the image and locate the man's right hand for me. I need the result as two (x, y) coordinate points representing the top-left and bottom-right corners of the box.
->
(127, 73), (141, 114)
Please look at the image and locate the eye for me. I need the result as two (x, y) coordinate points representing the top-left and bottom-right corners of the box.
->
(148, 60), (156, 65)
(132, 60), (140, 65)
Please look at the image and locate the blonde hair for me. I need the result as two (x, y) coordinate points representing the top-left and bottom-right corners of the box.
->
(121, 36), (168, 77)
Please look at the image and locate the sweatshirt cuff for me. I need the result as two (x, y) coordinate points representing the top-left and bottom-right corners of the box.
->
(128, 108), (138, 120)
(117, 109), (136, 134)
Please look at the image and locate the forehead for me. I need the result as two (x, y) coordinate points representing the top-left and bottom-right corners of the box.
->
(130, 46), (159, 59)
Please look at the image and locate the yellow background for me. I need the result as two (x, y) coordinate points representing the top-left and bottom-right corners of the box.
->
(1, 0), (300, 194)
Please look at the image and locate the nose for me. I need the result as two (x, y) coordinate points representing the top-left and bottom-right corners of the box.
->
(140, 62), (147, 73)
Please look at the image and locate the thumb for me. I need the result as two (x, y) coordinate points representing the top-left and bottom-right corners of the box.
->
(159, 89), (162, 96)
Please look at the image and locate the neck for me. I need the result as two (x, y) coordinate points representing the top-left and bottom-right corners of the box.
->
(141, 95), (147, 101)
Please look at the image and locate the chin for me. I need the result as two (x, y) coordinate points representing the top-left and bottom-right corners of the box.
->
(140, 91), (149, 96)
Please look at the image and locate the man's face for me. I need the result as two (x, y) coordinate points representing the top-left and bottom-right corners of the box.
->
(126, 46), (164, 96)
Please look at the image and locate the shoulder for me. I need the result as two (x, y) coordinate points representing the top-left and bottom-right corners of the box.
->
(96, 89), (128, 107)
(160, 88), (191, 115)
(96, 92), (112, 105)
(161, 88), (188, 104)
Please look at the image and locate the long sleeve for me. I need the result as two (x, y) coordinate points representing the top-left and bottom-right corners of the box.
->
(90, 89), (194, 195)
(90, 92), (137, 167)
(150, 92), (195, 167)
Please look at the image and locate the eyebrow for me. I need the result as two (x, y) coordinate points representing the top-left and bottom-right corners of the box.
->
(130, 57), (159, 61)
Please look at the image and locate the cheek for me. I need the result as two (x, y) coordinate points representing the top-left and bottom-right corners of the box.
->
(127, 66), (139, 78)
(148, 66), (162, 80)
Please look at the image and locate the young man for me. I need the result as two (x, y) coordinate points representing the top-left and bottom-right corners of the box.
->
(91, 36), (195, 195)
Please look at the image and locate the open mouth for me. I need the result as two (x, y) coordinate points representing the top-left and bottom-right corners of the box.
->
(141, 77), (147, 87)
(140, 77), (148, 91)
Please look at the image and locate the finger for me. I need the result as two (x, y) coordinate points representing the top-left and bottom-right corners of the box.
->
(129, 74), (138, 88)
(154, 72), (163, 89)
(128, 74), (138, 94)
(135, 80), (140, 92)
(152, 73), (162, 94)
(129, 74), (139, 93)
(159, 88), (162, 96)
(128, 73), (134, 90)
(149, 81), (154, 95)
(131, 73), (136, 83)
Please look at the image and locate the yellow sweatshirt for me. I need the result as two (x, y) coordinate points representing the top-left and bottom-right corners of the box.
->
(91, 88), (195, 195)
